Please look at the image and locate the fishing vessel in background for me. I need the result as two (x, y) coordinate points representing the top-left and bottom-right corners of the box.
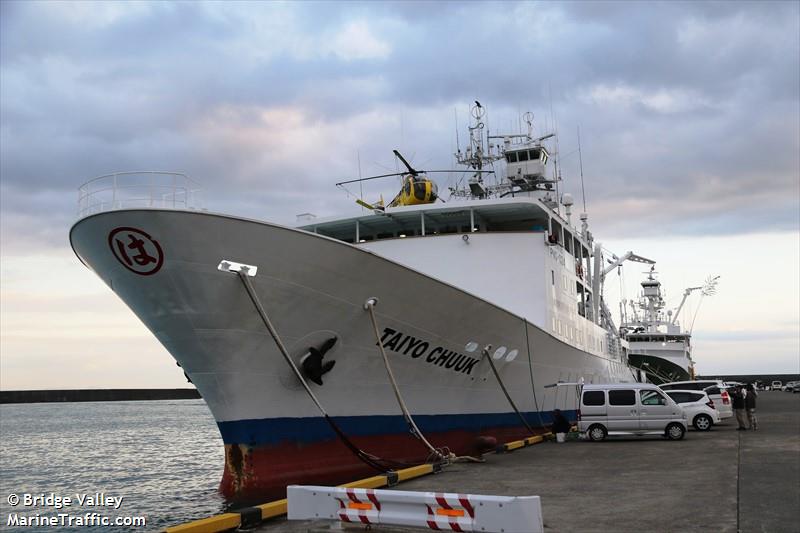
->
(621, 268), (719, 384)
(70, 103), (645, 500)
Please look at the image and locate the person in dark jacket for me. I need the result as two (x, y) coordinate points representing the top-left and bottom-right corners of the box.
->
(731, 386), (748, 430)
(551, 409), (571, 435)
(745, 383), (758, 430)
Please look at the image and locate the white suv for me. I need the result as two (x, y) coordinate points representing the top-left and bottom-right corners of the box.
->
(660, 380), (732, 420)
(664, 390), (720, 431)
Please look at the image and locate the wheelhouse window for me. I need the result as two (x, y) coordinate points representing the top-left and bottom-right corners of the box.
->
(564, 230), (573, 255)
(550, 219), (563, 245)
(506, 151), (518, 163)
(517, 150), (529, 162)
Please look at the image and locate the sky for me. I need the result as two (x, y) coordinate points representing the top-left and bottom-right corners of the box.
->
(1, 1), (798, 390)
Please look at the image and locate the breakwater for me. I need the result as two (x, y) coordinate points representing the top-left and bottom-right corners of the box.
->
(0, 388), (200, 404)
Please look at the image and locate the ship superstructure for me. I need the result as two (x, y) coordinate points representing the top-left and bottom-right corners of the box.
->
(621, 268), (719, 383)
(70, 103), (645, 501)
(303, 106), (624, 366)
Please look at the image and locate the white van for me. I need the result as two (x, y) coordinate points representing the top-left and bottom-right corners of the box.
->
(578, 383), (688, 441)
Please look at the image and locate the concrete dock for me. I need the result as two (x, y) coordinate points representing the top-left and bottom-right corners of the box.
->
(252, 391), (799, 532)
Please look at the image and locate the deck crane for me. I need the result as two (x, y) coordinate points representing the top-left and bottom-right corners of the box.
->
(590, 247), (655, 333)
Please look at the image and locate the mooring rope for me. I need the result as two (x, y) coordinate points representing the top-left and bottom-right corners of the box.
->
(364, 298), (448, 463)
(236, 271), (408, 472)
(524, 322), (547, 428)
(482, 345), (535, 434)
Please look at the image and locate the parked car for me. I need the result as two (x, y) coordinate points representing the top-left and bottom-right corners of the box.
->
(664, 390), (720, 431)
(578, 383), (687, 441)
(659, 380), (733, 420)
(782, 381), (799, 392)
(772, 381), (783, 391)
(791, 383), (800, 393)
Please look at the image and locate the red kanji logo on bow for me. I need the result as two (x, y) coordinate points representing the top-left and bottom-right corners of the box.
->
(108, 227), (164, 275)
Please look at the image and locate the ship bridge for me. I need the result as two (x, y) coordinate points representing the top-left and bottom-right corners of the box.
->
(504, 146), (552, 191)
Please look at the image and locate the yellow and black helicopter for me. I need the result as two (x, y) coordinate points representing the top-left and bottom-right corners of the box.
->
(336, 150), (493, 211)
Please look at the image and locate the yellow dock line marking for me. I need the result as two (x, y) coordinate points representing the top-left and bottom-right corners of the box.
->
(396, 463), (435, 481)
(163, 463), (436, 532)
(495, 432), (552, 453)
(255, 499), (287, 520)
(164, 434), (556, 532)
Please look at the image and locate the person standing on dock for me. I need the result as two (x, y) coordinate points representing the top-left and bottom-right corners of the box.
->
(551, 409), (571, 442)
(732, 386), (748, 430)
(745, 383), (758, 431)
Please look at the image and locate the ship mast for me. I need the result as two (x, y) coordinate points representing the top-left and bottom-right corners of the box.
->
(453, 101), (502, 198)
(450, 103), (557, 202)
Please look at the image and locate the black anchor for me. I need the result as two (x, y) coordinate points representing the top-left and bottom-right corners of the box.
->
(300, 337), (338, 386)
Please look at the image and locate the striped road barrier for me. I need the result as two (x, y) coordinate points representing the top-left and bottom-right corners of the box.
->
(287, 485), (543, 533)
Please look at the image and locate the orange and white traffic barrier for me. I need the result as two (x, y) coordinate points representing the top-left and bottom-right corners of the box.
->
(287, 485), (543, 533)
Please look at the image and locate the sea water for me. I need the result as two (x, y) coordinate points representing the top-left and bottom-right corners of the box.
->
(0, 400), (225, 531)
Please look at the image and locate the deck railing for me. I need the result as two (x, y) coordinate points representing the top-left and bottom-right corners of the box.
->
(77, 171), (204, 219)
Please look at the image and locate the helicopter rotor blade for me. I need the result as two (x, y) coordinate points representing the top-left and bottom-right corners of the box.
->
(336, 168), (494, 186)
(392, 150), (418, 176)
(336, 172), (408, 186)
(423, 169), (495, 174)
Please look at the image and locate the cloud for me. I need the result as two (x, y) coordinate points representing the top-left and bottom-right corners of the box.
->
(579, 84), (714, 115)
(327, 20), (392, 61)
(1, 1), (798, 244)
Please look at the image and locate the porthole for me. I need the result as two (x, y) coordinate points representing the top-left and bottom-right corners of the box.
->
(505, 349), (519, 362)
(465, 341), (478, 353)
(493, 346), (507, 360)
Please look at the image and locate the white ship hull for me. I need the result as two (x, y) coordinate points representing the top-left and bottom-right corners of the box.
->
(70, 208), (636, 499)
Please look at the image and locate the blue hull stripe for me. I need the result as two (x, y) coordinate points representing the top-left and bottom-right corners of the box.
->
(218, 410), (575, 446)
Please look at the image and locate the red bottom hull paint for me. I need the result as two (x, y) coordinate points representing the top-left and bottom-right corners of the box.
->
(219, 426), (537, 501)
